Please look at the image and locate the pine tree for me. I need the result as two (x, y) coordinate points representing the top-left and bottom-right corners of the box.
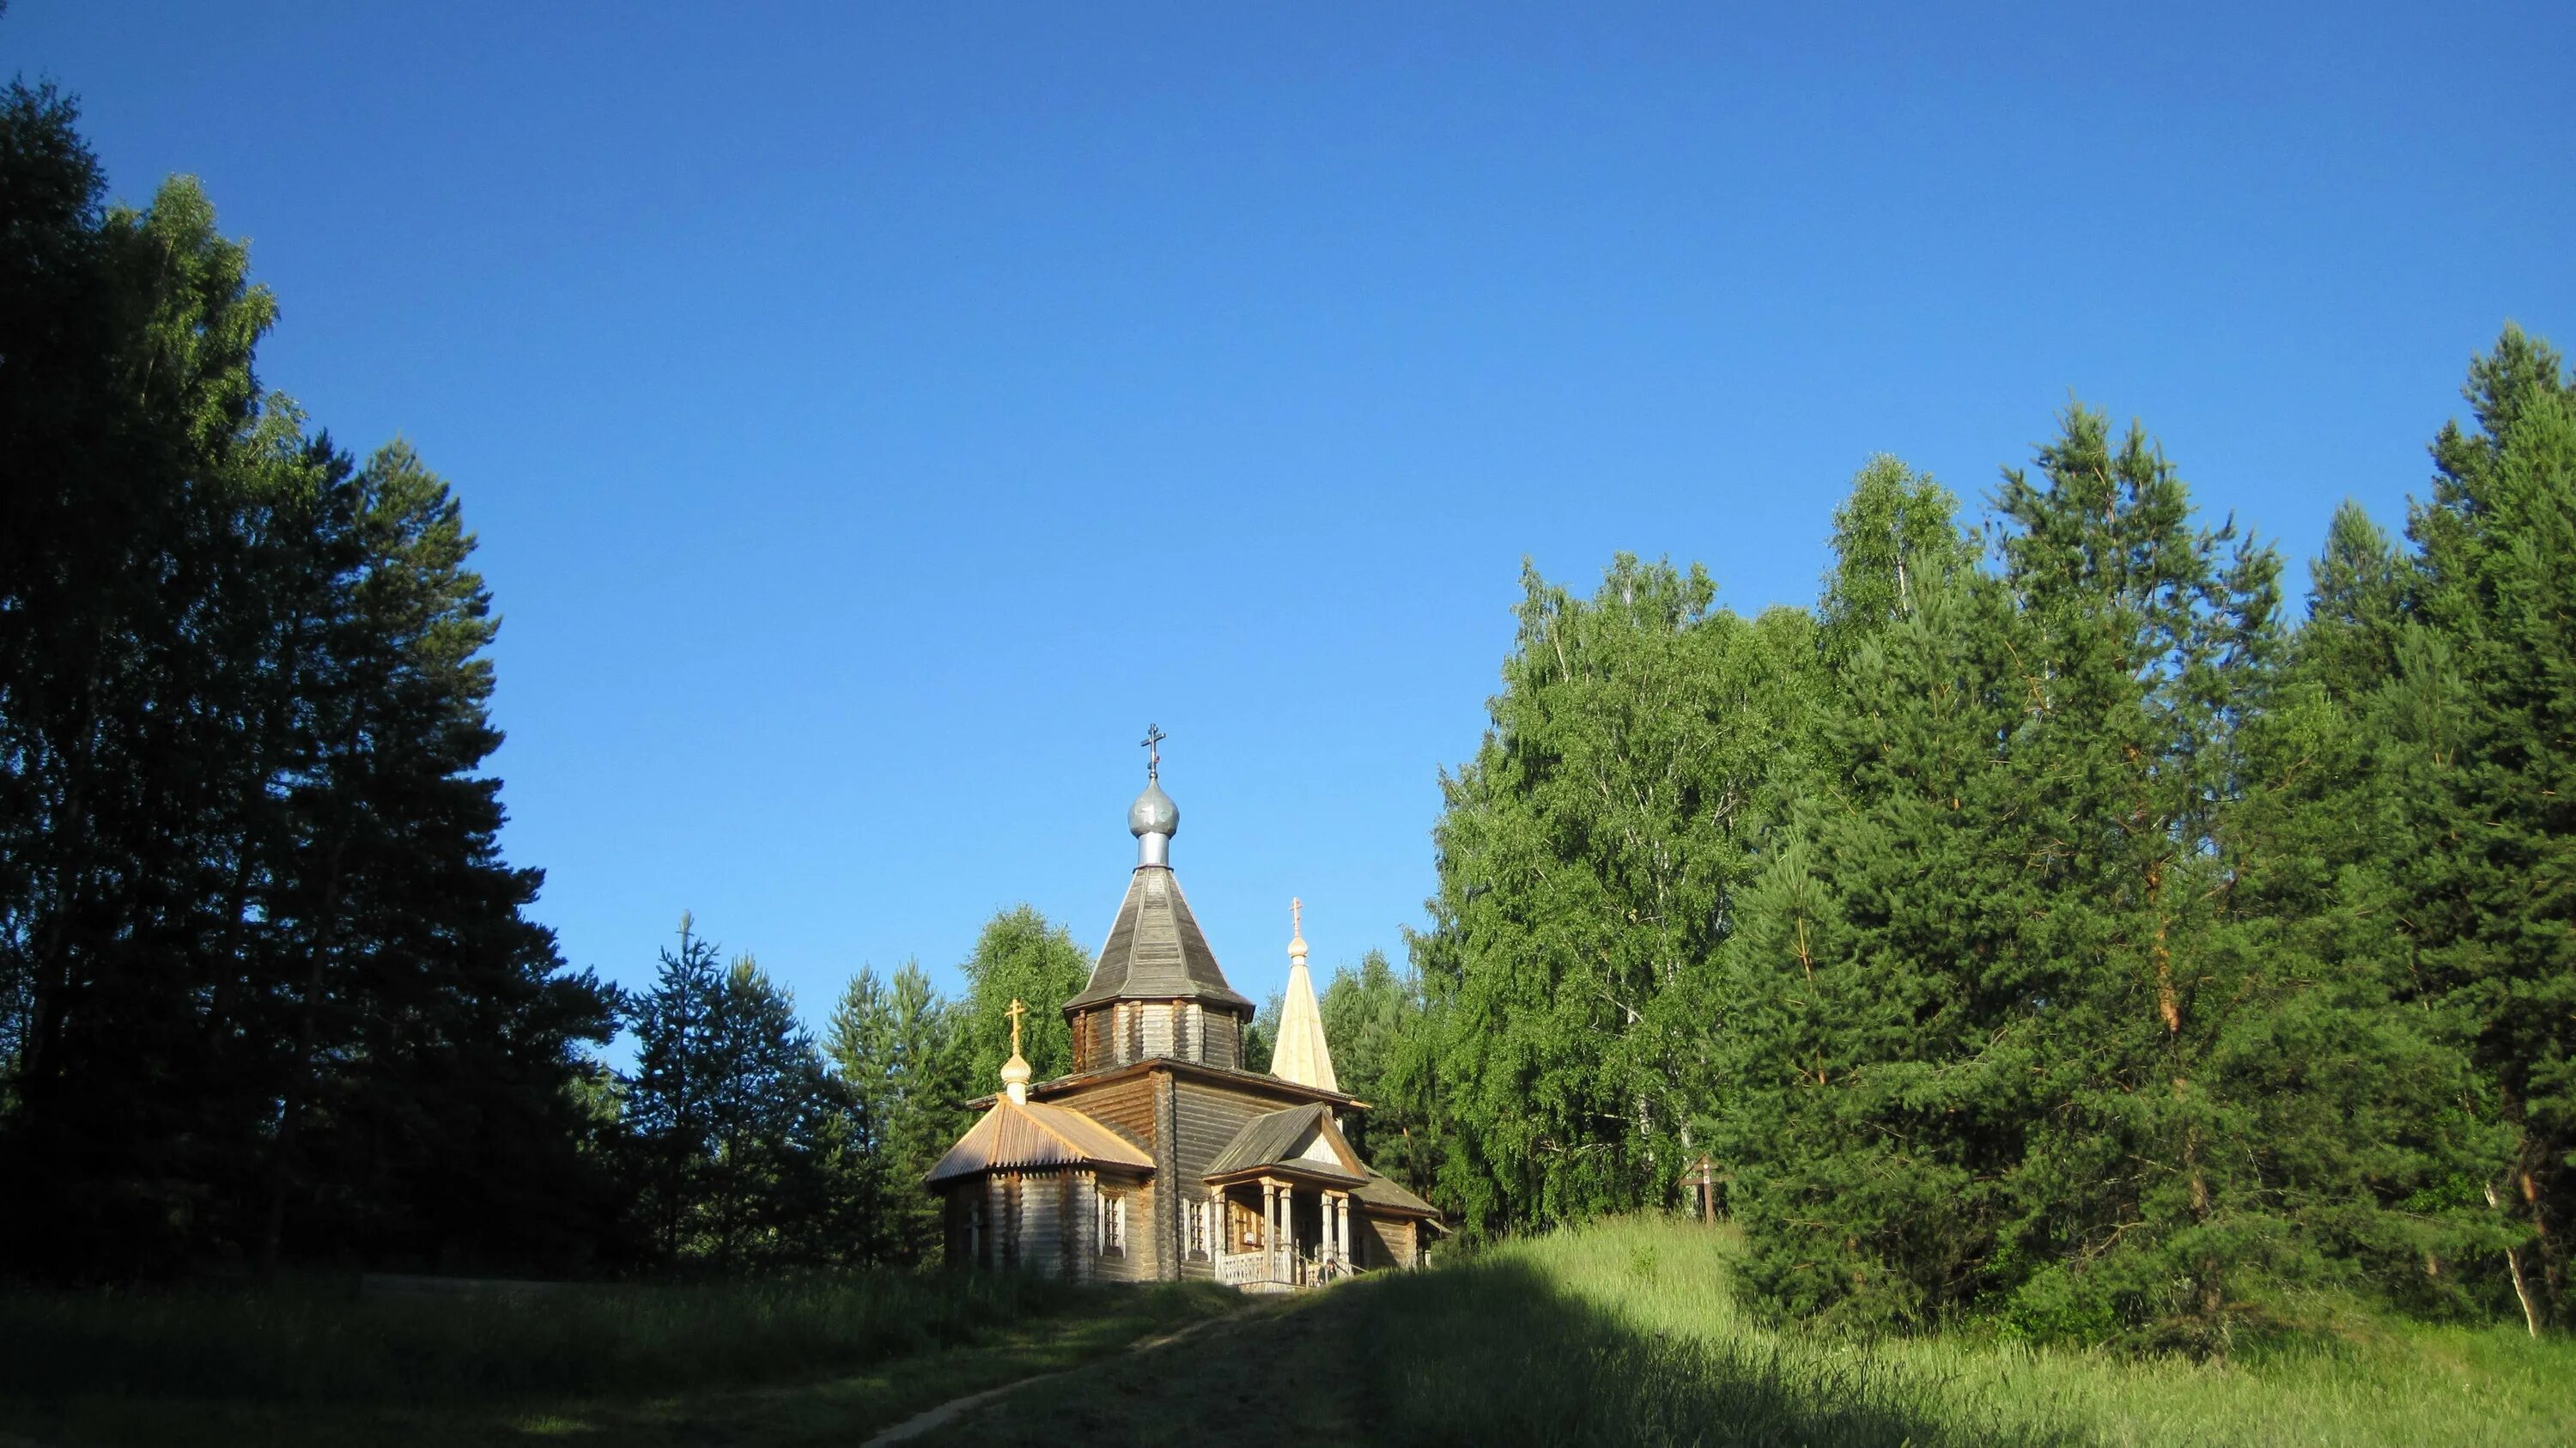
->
(1722, 425), (2463, 1348)
(626, 917), (848, 1269)
(2218, 501), (2510, 1320)
(827, 961), (967, 1264)
(629, 916), (728, 1262)
(0, 87), (612, 1276)
(2400, 326), (2576, 1330)
(0, 86), (301, 1274)
(1719, 493), (2038, 1329)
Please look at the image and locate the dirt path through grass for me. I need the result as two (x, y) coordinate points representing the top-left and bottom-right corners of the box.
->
(907, 1289), (1367, 1448)
(861, 1309), (1244, 1446)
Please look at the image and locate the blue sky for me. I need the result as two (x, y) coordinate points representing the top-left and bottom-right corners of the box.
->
(12, 3), (2570, 1043)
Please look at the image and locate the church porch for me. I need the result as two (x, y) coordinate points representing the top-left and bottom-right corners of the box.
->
(1205, 1170), (1364, 1291)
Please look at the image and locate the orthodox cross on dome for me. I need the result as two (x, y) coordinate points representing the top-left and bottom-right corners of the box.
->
(1140, 723), (1166, 779)
(1005, 998), (1026, 1057)
(1290, 897), (1306, 958)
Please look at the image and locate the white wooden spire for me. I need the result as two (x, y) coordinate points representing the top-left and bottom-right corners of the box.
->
(1268, 898), (1339, 1092)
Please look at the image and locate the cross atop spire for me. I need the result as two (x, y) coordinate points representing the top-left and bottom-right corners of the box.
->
(1140, 723), (1166, 779)
(999, 997), (1033, 1103)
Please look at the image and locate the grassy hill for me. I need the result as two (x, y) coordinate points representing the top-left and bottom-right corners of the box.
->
(936, 1216), (2576, 1448)
(4, 1219), (2567, 1446)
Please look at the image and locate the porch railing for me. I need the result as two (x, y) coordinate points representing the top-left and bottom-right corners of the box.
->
(1214, 1250), (1348, 1288)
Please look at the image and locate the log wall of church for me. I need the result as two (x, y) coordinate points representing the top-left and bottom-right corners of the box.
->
(1352, 1213), (1419, 1270)
(1054, 1074), (1158, 1152)
(1071, 1001), (1251, 1070)
(1151, 1068), (1178, 1281)
(1088, 1176), (1155, 1283)
(940, 1171), (1160, 1281)
(1200, 1012), (1242, 1070)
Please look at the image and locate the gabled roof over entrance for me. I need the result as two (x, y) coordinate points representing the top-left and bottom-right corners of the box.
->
(923, 1097), (1153, 1185)
(1064, 864), (1254, 1013)
(1203, 1103), (1365, 1185)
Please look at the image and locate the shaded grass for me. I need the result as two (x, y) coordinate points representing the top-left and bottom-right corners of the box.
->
(1352, 1248), (2065, 1445)
(924, 1218), (2576, 1448)
(11, 1222), (2569, 1445)
(1404, 1217), (2576, 1447)
(0, 1272), (1237, 1447)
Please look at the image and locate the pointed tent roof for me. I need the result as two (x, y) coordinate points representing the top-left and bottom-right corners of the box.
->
(923, 1096), (1154, 1185)
(1065, 865), (1254, 1013)
(1269, 903), (1338, 1092)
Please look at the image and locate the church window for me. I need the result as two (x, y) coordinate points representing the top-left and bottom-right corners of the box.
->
(1186, 1200), (1208, 1260)
(1098, 1190), (1127, 1257)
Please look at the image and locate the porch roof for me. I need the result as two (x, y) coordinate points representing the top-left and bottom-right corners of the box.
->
(1202, 1103), (1366, 1187)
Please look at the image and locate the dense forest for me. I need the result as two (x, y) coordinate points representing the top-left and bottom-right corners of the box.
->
(4, 80), (2571, 1356)
(1395, 360), (2576, 1348)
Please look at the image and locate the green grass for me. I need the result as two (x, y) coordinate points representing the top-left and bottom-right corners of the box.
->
(8, 1223), (2569, 1446)
(925, 1217), (2576, 1448)
(0, 1270), (1237, 1446)
(1376, 1216), (2576, 1446)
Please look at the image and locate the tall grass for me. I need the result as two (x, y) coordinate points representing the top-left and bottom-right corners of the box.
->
(0, 1269), (1200, 1407)
(1356, 1217), (2576, 1447)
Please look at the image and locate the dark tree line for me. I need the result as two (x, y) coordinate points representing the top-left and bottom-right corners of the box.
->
(0, 76), (1115, 1280)
(1398, 332), (2576, 1346)
(0, 84), (617, 1279)
(599, 906), (1084, 1273)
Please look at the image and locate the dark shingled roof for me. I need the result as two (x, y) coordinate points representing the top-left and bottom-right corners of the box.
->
(1203, 1103), (1364, 1184)
(1064, 865), (1255, 1013)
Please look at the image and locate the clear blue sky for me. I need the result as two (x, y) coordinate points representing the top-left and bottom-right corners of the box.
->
(13, 3), (2570, 1044)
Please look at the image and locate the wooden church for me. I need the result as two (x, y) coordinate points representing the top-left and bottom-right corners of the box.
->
(925, 737), (1440, 1288)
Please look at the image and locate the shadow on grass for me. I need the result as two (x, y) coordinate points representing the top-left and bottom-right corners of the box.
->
(0, 1276), (1238, 1448)
(1348, 1256), (2084, 1448)
(922, 1254), (2083, 1448)
(0, 1272), (1159, 1406)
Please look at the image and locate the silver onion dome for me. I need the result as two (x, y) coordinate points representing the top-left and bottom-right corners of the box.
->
(1128, 778), (1179, 840)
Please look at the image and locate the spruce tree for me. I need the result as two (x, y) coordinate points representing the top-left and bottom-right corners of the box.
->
(627, 918), (847, 1269)
(1719, 472), (2036, 1329)
(827, 961), (967, 1264)
(2400, 326), (2576, 1329)
(2219, 501), (2509, 1320)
